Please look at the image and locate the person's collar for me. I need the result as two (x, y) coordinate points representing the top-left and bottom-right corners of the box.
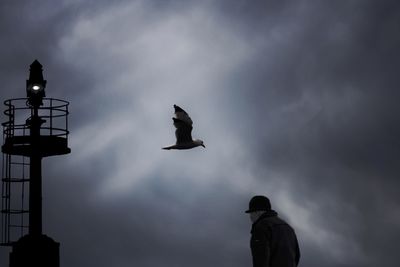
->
(253, 209), (278, 225)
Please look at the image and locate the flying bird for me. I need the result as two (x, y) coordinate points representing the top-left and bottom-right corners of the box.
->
(162, 105), (205, 150)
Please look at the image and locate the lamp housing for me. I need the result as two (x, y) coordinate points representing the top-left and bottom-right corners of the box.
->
(26, 60), (46, 106)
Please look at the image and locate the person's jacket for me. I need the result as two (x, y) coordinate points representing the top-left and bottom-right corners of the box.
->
(250, 210), (300, 267)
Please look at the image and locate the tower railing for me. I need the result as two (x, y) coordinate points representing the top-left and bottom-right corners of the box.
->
(1, 98), (69, 246)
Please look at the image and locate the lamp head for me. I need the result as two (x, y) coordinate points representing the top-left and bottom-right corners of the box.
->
(26, 59), (46, 106)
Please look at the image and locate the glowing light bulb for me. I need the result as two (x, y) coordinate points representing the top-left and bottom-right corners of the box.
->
(32, 85), (41, 91)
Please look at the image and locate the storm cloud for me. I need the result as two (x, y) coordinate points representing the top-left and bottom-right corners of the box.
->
(1, 1), (399, 266)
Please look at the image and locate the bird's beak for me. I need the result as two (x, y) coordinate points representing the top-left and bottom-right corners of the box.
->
(201, 144), (206, 148)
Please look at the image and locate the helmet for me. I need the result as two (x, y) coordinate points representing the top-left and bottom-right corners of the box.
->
(245, 195), (271, 213)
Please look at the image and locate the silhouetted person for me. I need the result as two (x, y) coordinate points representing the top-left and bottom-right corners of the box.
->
(246, 195), (300, 267)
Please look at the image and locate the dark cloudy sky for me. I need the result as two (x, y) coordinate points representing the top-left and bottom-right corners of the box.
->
(1, 0), (400, 266)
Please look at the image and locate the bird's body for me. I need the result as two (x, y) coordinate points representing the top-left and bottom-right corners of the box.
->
(163, 105), (205, 150)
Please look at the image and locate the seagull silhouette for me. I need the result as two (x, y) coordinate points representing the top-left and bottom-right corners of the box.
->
(162, 105), (205, 150)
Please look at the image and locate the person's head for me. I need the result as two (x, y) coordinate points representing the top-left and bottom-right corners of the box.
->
(245, 195), (271, 223)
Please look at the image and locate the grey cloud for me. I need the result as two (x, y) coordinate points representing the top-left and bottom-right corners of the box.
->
(1, 1), (399, 267)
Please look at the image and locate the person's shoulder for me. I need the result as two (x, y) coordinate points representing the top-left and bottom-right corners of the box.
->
(252, 218), (273, 239)
(260, 213), (292, 228)
(273, 215), (289, 224)
(270, 216), (298, 235)
(254, 213), (277, 229)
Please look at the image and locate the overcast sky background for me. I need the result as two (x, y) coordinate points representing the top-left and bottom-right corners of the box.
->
(1, 0), (399, 266)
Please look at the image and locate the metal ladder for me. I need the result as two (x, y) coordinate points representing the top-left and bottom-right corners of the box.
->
(1, 104), (30, 246)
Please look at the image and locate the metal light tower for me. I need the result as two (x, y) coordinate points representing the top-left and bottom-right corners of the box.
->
(1, 60), (70, 267)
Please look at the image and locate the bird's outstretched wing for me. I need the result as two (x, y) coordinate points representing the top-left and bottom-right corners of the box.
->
(173, 105), (194, 144)
(174, 104), (193, 126)
(173, 118), (193, 144)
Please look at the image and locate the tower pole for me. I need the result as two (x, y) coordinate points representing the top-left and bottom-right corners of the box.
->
(28, 106), (43, 236)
